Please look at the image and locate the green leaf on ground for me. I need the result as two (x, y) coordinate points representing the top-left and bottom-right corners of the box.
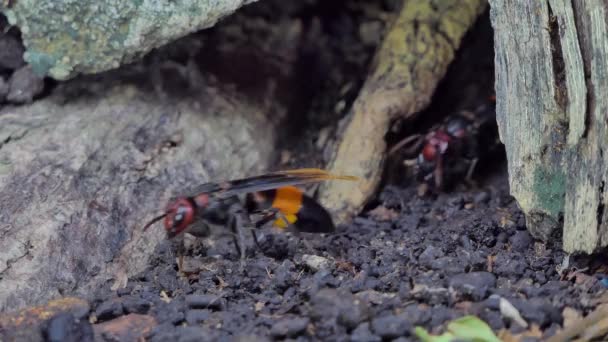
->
(414, 315), (502, 342)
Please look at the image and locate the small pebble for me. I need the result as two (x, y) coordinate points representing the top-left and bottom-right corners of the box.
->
(185, 294), (224, 310)
(94, 299), (124, 322)
(510, 231), (533, 251)
(270, 317), (309, 338)
(185, 309), (211, 325)
(351, 322), (381, 342)
(310, 288), (371, 329)
(418, 245), (444, 268)
(449, 272), (497, 301)
(46, 313), (94, 342)
(302, 254), (334, 272)
(474, 191), (491, 204)
(370, 314), (411, 339)
(123, 298), (151, 314)
(7, 66), (45, 103)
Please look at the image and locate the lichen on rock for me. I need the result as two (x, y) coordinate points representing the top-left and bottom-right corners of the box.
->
(1, 0), (258, 80)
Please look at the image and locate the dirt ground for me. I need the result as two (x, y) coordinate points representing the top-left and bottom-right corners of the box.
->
(1, 0), (608, 341)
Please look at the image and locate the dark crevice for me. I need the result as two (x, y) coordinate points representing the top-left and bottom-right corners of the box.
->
(0, 135), (11, 149)
(547, 5), (568, 114)
(597, 181), (605, 228)
(571, 1), (593, 139)
(0, 239), (33, 278)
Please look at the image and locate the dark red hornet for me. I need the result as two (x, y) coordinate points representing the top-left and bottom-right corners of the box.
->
(390, 98), (497, 190)
(143, 168), (359, 261)
(415, 114), (474, 189)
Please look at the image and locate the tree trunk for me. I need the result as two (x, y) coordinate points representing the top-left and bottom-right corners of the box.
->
(489, 0), (608, 253)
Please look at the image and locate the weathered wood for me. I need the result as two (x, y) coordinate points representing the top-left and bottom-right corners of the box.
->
(318, 0), (487, 223)
(0, 70), (276, 311)
(489, 0), (608, 252)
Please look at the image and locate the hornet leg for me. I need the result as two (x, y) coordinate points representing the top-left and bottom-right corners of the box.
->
(250, 211), (280, 251)
(228, 213), (248, 261)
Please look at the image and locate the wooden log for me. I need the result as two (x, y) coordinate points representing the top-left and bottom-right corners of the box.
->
(489, 0), (608, 253)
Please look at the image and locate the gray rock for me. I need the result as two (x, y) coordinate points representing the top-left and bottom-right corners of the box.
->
(302, 254), (334, 272)
(350, 322), (381, 342)
(7, 66), (45, 103)
(2, 0), (259, 80)
(94, 299), (124, 321)
(270, 317), (309, 338)
(46, 312), (94, 342)
(122, 298), (151, 314)
(310, 288), (371, 330)
(185, 309), (211, 325)
(510, 230), (533, 251)
(370, 314), (412, 339)
(449, 272), (497, 301)
(185, 294), (224, 310)
(418, 245), (444, 268)
(0, 70), (276, 311)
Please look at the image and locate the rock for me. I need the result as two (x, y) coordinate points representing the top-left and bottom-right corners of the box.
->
(0, 297), (90, 341)
(185, 309), (210, 325)
(232, 334), (271, 342)
(493, 254), (528, 278)
(6, 65), (45, 103)
(92, 314), (157, 341)
(370, 314), (412, 339)
(310, 288), (371, 330)
(350, 322), (381, 342)
(0, 297), (90, 331)
(46, 313), (94, 342)
(449, 272), (497, 301)
(0, 33), (25, 70)
(509, 298), (561, 327)
(418, 245), (444, 268)
(430, 256), (467, 275)
(0, 69), (276, 311)
(510, 230), (533, 251)
(401, 304), (431, 326)
(473, 191), (491, 204)
(185, 295), (224, 310)
(153, 301), (186, 326)
(94, 299), (124, 321)
(3, 0), (259, 80)
(270, 317), (309, 338)
(302, 254), (334, 272)
(122, 297), (151, 314)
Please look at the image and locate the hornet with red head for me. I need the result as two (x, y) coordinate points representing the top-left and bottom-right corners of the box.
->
(143, 168), (358, 267)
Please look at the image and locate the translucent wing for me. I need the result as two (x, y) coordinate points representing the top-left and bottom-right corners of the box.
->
(189, 168), (359, 198)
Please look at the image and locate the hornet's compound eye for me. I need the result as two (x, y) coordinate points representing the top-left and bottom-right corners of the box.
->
(164, 198), (195, 238)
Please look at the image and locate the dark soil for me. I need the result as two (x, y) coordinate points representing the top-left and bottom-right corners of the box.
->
(2, 0), (608, 341)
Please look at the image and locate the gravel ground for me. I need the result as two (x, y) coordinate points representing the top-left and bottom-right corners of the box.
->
(78, 169), (607, 341)
(2, 1), (607, 341)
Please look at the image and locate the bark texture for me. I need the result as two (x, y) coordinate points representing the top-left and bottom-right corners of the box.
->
(318, 0), (487, 224)
(0, 72), (276, 311)
(490, 0), (608, 253)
